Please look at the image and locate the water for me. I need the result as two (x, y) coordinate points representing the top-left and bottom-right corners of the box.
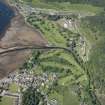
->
(0, 1), (14, 34)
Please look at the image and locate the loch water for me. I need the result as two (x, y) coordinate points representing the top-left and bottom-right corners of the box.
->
(0, 1), (14, 34)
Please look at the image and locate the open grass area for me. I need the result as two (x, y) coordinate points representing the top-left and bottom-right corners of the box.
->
(0, 97), (13, 105)
(78, 12), (105, 105)
(23, 0), (103, 15)
(9, 83), (19, 93)
(39, 50), (84, 70)
(58, 75), (75, 86)
(79, 12), (105, 44)
(63, 87), (80, 105)
(48, 86), (80, 105)
(49, 91), (63, 105)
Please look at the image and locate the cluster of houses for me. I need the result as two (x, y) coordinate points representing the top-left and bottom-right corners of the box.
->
(0, 70), (57, 105)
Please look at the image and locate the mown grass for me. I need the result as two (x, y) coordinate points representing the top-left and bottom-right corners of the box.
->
(48, 85), (80, 105)
(48, 90), (63, 105)
(0, 97), (13, 105)
(63, 87), (80, 105)
(9, 83), (19, 93)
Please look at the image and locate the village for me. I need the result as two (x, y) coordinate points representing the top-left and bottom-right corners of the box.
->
(0, 69), (57, 105)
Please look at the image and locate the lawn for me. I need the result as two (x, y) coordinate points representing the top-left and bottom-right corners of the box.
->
(58, 75), (75, 86)
(63, 87), (80, 105)
(9, 83), (19, 93)
(0, 97), (13, 105)
(49, 91), (63, 105)
(48, 86), (80, 105)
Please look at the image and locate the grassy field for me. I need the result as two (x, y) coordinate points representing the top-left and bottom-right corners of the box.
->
(49, 91), (63, 105)
(9, 83), (19, 93)
(63, 87), (80, 105)
(79, 12), (105, 41)
(78, 12), (105, 105)
(48, 85), (80, 105)
(0, 97), (13, 105)
(22, 0), (103, 15)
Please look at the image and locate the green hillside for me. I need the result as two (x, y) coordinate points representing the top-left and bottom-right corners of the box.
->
(19, 0), (105, 105)
(22, 0), (103, 14)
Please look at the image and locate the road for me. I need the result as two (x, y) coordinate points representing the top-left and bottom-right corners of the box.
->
(0, 45), (83, 73)
(0, 45), (81, 65)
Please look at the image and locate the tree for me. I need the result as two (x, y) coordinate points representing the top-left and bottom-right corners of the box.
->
(22, 87), (45, 105)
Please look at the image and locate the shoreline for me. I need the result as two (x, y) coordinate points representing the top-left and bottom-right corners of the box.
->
(0, 0), (48, 79)
(0, 0), (48, 44)
(0, 0), (15, 40)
